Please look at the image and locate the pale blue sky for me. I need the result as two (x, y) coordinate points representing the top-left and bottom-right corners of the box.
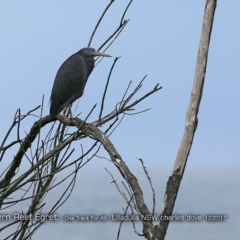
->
(0, 1), (239, 239)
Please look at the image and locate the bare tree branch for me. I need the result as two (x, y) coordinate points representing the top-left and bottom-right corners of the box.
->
(87, 0), (114, 48)
(120, 0), (132, 25)
(57, 115), (155, 238)
(137, 158), (156, 215)
(98, 56), (120, 123)
(0, 1), (162, 238)
(152, 1), (217, 239)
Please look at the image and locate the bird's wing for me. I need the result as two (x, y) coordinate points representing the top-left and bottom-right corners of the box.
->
(50, 54), (88, 116)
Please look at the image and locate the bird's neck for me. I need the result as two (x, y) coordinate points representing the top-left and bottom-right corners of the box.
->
(85, 57), (94, 76)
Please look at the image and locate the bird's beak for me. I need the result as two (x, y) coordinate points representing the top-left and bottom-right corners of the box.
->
(93, 51), (112, 57)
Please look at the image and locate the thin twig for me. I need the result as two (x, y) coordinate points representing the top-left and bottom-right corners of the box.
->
(120, 0), (133, 25)
(137, 158), (156, 215)
(98, 56), (120, 124)
(87, 0), (114, 47)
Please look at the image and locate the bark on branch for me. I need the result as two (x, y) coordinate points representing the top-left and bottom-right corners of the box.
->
(57, 115), (155, 238)
(152, 1), (217, 239)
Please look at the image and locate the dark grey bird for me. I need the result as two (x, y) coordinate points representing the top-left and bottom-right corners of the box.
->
(50, 47), (112, 118)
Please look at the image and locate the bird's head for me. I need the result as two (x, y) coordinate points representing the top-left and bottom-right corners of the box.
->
(79, 48), (112, 58)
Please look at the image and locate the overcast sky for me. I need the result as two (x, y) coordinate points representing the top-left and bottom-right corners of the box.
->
(0, 1), (239, 239)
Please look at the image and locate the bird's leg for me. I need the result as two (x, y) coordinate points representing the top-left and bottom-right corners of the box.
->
(67, 104), (74, 119)
(63, 104), (73, 119)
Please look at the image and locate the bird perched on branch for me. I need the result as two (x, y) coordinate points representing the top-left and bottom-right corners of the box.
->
(50, 47), (112, 118)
